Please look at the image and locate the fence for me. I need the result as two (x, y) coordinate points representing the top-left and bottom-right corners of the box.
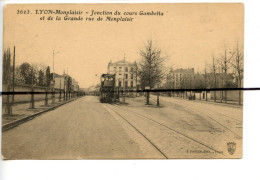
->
(1, 83), (80, 104)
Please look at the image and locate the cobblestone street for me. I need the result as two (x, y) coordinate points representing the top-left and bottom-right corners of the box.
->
(2, 96), (242, 159)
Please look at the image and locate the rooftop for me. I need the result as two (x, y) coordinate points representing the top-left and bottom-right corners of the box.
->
(51, 73), (65, 78)
(173, 68), (195, 74)
(108, 59), (137, 66)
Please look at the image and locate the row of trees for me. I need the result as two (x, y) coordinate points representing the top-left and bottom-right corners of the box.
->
(3, 47), (77, 114)
(138, 40), (243, 90)
(15, 62), (52, 87)
(3, 48), (53, 87)
(137, 40), (243, 104)
(3, 48), (67, 88)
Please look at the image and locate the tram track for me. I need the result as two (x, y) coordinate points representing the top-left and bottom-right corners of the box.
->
(151, 96), (242, 139)
(172, 97), (242, 123)
(105, 103), (228, 158)
(104, 104), (168, 159)
(198, 107), (242, 122)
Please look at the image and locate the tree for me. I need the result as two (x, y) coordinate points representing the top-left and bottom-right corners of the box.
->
(194, 72), (206, 89)
(203, 63), (209, 101)
(210, 56), (217, 102)
(19, 62), (32, 85)
(217, 45), (235, 103)
(194, 72), (206, 100)
(46, 66), (51, 87)
(138, 40), (166, 104)
(13, 67), (25, 84)
(67, 76), (72, 98)
(3, 48), (11, 84)
(231, 43), (244, 105)
(164, 67), (174, 89)
(38, 70), (44, 86)
(138, 40), (166, 89)
(3, 48), (12, 115)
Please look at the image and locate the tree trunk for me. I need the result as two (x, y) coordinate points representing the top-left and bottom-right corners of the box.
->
(146, 91), (150, 104)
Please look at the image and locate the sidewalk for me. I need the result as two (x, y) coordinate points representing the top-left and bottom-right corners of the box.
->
(167, 96), (243, 108)
(2, 97), (80, 131)
(122, 94), (242, 109)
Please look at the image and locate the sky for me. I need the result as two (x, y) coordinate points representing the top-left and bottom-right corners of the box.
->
(3, 3), (244, 88)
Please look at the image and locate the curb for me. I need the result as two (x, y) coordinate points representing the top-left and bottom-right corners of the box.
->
(157, 96), (243, 108)
(2, 98), (78, 132)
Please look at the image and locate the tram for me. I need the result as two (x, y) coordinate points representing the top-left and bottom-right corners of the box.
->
(100, 74), (116, 103)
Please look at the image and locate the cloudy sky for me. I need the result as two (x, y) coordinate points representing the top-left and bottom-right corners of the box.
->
(4, 3), (244, 88)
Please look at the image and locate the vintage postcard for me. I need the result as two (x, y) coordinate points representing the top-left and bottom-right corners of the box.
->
(2, 3), (243, 159)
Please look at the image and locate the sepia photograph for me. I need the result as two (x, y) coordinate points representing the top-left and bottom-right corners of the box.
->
(2, 3), (244, 159)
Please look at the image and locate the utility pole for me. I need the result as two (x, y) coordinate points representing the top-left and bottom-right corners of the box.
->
(135, 62), (138, 97)
(30, 67), (35, 108)
(59, 77), (61, 101)
(221, 48), (234, 103)
(219, 66), (222, 103)
(213, 56), (217, 102)
(52, 50), (55, 104)
(53, 50), (55, 73)
(67, 68), (70, 99)
(122, 54), (126, 104)
(224, 49), (227, 103)
(236, 42), (242, 105)
(12, 46), (15, 105)
(204, 62), (208, 101)
(63, 73), (66, 100)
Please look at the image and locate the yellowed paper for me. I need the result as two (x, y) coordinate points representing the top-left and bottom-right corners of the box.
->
(2, 3), (243, 159)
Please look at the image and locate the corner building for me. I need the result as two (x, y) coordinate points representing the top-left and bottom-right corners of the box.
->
(107, 59), (138, 95)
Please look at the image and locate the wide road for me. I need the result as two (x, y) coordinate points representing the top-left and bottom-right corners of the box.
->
(2, 96), (242, 159)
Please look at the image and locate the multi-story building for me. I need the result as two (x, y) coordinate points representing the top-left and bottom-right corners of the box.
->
(71, 78), (79, 92)
(52, 73), (65, 90)
(107, 59), (138, 92)
(172, 68), (195, 89)
(51, 73), (79, 95)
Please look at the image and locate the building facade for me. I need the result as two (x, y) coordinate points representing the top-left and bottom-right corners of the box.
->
(71, 78), (79, 92)
(107, 59), (138, 91)
(172, 68), (195, 89)
(52, 73), (65, 90)
(51, 73), (80, 96)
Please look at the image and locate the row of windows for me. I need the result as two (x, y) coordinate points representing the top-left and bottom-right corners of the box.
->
(118, 81), (134, 88)
(173, 73), (194, 78)
(118, 74), (134, 79)
(112, 66), (135, 72)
